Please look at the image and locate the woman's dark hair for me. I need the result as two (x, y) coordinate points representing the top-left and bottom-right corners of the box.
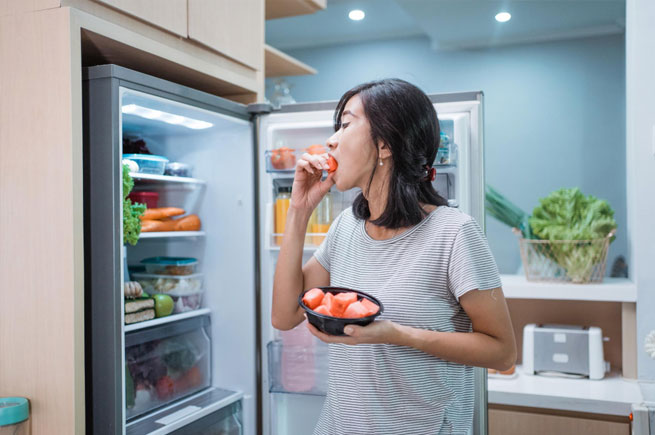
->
(334, 78), (449, 229)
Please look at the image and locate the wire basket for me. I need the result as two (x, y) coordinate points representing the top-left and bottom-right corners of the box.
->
(513, 229), (616, 284)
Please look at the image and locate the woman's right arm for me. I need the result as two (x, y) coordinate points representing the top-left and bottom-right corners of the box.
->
(271, 153), (334, 331)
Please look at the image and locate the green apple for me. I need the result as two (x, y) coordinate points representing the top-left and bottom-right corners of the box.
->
(153, 294), (174, 318)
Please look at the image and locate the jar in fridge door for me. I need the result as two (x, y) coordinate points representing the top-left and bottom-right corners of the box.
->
(274, 187), (291, 245)
(311, 192), (332, 245)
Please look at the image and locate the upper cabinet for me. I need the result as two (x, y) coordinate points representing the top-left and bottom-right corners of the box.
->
(93, 0), (188, 37)
(188, 0), (264, 70)
(266, 0), (326, 20)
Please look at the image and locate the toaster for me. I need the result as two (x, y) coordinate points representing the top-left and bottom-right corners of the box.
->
(523, 324), (610, 379)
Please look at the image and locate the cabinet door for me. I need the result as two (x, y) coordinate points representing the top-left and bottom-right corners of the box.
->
(489, 408), (630, 435)
(94, 0), (187, 37)
(188, 0), (264, 70)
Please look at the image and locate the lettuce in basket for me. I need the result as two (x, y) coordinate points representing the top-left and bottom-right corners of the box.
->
(528, 188), (617, 282)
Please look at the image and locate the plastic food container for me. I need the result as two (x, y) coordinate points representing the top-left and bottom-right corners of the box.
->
(0, 397), (29, 435)
(132, 273), (203, 295)
(265, 148), (298, 172)
(298, 287), (384, 336)
(128, 191), (159, 209)
(140, 257), (198, 275)
(123, 154), (169, 175)
(165, 162), (193, 177)
(168, 289), (204, 313)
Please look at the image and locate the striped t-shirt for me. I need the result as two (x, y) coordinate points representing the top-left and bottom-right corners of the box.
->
(312, 205), (501, 435)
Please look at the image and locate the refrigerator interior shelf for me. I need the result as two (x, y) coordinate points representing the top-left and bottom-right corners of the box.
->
(139, 231), (206, 240)
(130, 172), (207, 186)
(126, 387), (243, 435)
(269, 233), (326, 251)
(124, 308), (211, 333)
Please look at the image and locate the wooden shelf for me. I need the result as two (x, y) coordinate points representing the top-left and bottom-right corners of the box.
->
(266, 0), (326, 20)
(265, 44), (317, 77)
(500, 274), (636, 302)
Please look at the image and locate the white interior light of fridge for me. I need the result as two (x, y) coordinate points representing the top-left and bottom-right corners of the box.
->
(122, 104), (213, 130)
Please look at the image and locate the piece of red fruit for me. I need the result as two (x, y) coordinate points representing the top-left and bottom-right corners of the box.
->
(313, 305), (331, 316)
(360, 298), (379, 316)
(327, 155), (338, 173)
(332, 292), (358, 317)
(302, 288), (325, 309)
(343, 301), (368, 319)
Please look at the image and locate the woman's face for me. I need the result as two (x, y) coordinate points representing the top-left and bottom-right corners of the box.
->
(326, 94), (382, 192)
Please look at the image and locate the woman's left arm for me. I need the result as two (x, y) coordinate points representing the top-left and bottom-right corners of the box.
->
(306, 287), (517, 371)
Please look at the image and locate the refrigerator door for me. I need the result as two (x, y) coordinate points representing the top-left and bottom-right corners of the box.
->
(84, 65), (258, 435)
(256, 92), (486, 435)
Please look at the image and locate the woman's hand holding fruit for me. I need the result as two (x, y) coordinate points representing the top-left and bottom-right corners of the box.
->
(291, 153), (335, 216)
(306, 318), (400, 345)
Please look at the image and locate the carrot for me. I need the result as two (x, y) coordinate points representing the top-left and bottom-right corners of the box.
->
(342, 301), (368, 319)
(327, 155), (338, 173)
(332, 292), (357, 317)
(302, 288), (325, 309)
(175, 214), (201, 231)
(313, 305), (331, 316)
(140, 219), (177, 232)
(141, 207), (185, 220)
(360, 298), (379, 316)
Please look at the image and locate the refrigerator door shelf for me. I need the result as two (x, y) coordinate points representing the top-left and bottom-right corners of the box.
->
(126, 387), (243, 435)
(267, 340), (329, 397)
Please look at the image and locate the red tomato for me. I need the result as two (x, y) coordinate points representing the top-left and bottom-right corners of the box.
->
(332, 292), (358, 317)
(313, 305), (331, 316)
(156, 375), (175, 400)
(302, 288), (325, 309)
(327, 155), (338, 173)
(271, 147), (296, 170)
(360, 298), (379, 316)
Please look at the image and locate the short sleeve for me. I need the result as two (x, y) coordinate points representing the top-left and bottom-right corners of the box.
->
(447, 218), (502, 301)
(313, 210), (345, 273)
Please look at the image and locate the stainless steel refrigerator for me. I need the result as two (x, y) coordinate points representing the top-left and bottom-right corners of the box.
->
(83, 64), (486, 435)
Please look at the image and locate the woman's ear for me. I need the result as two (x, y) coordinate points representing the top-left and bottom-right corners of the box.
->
(378, 141), (392, 160)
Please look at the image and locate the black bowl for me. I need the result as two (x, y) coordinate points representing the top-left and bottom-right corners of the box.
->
(298, 286), (384, 336)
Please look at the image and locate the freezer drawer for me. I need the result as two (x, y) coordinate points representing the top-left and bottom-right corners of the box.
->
(126, 315), (212, 420)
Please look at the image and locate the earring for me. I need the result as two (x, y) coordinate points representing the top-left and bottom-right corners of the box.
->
(379, 159), (383, 166)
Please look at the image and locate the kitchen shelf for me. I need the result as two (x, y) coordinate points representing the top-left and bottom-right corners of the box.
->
(265, 44), (317, 78)
(488, 365), (642, 417)
(266, 0), (326, 20)
(139, 231), (206, 240)
(130, 172), (206, 186)
(500, 274), (636, 302)
(126, 387), (242, 435)
(125, 308), (211, 333)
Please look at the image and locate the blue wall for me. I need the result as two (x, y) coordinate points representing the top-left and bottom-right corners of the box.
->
(267, 34), (627, 275)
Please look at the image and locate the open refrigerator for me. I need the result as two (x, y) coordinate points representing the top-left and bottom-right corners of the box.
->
(83, 64), (485, 435)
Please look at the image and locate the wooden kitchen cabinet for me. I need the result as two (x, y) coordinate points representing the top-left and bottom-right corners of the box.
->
(188, 0), (264, 70)
(489, 406), (630, 435)
(92, 0), (187, 36)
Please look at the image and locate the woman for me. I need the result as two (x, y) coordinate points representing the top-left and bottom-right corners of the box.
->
(272, 79), (516, 435)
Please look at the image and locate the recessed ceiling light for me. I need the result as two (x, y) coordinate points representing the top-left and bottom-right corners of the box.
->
(495, 12), (511, 23)
(349, 9), (365, 21)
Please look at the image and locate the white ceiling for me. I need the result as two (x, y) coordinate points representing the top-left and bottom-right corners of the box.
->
(266, 0), (625, 51)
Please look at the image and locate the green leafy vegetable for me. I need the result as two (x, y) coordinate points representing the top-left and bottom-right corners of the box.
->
(485, 185), (534, 239)
(529, 187), (617, 282)
(123, 164), (146, 246)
